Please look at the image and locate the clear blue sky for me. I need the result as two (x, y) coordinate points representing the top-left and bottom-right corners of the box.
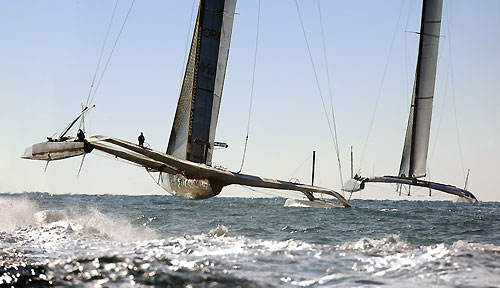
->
(1, 0), (499, 201)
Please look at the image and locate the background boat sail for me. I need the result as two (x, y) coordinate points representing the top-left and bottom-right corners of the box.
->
(344, 0), (477, 202)
(22, 0), (350, 208)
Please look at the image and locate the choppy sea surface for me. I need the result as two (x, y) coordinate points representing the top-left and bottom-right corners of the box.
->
(0, 193), (499, 287)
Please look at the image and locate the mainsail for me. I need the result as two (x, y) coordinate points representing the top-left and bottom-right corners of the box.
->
(399, 0), (443, 178)
(167, 0), (236, 166)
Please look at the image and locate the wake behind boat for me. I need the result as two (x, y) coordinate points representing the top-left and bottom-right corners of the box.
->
(22, 0), (350, 208)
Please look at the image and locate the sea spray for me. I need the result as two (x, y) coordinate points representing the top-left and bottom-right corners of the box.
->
(207, 224), (228, 237)
(0, 196), (39, 232)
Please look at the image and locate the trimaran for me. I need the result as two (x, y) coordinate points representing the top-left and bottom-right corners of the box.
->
(22, 0), (351, 208)
(343, 0), (477, 202)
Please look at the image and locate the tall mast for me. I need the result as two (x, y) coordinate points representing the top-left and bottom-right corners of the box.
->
(350, 146), (353, 179)
(311, 151), (316, 186)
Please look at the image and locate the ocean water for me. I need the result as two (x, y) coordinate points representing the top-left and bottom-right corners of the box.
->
(0, 193), (499, 287)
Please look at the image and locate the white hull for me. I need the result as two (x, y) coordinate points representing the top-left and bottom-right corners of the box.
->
(456, 196), (476, 203)
(22, 140), (90, 161)
(284, 198), (344, 208)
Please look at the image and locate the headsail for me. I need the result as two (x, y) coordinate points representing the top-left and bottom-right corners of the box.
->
(167, 0), (236, 166)
(399, 0), (443, 178)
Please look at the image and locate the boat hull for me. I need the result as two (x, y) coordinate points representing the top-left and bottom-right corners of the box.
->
(284, 198), (344, 208)
(22, 141), (93, 161)
(343, 175), (477, 201)
(161, 173), (222, 200)
(342, 178), (364, 192)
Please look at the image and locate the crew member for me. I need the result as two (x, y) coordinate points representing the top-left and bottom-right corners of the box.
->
(138, 132), (145, 147)
(77, 129), (85, 142)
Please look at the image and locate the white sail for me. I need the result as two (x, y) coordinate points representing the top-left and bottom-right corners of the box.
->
(399, 0), (443, 178)
(166, 10), (200, 162)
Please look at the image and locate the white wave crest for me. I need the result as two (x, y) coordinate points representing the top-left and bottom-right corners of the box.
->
(68, 209), (158, 242)
(207, 224), (228, 238)
(451, 240), (500, 253)
(0, 197), (39, 232)
(34, 210), (67, 224)
(0, 196), (156, 244)
(337, 234), (414, 255)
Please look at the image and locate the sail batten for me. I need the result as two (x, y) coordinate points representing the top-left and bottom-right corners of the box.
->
(399, 0), (443, 178)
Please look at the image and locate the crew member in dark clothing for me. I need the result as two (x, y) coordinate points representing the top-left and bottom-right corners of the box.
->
(77, 129), (85, 142)
(138, 132), (145, 147)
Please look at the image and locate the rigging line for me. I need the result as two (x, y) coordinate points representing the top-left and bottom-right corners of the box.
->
(293, 0), (340, 189)
(286, 153), (311, 181)
(240, 186), (260, 198)
(146, 169), (163, 188)
(242, 185), (302, 199)
(92, 150), (143, 167)
(238, 0), (261, 173)
(404, 21), (410, 111)
(84, 0), (119, 109)
(317, 0), (344, 190)
(80, 103), (86, 132)
(178, 0), (197, 92)
(89, 0), (136, 106)
(404, 0), (416, 109)
(357, 0), (406, 174)
(429, 8), (450, 165)
(445, 0), (466, 179)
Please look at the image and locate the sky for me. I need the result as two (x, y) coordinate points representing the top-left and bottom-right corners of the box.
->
(1, 0), (499, 202)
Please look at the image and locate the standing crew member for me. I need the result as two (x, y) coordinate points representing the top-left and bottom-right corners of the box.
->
(138, 132), (145, 147)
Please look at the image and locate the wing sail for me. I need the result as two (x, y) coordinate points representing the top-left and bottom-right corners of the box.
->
(167, 0), (237, 165)
(399, 0), (443, 178)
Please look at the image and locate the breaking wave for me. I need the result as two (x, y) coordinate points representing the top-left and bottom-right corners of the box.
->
(337, 234), (414, 255)
(0, 196), (39, 232)
(0, 196), (157, 243)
